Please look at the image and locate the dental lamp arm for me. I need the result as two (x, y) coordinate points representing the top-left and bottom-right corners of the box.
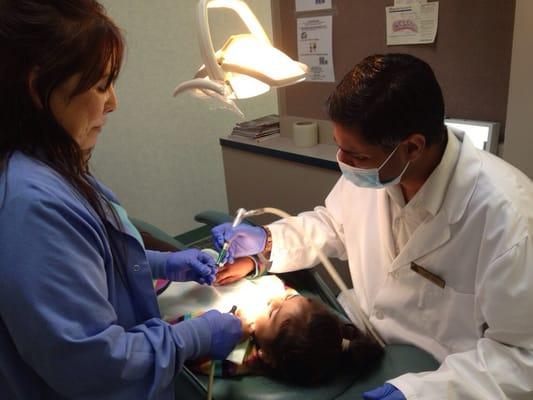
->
(172, 78), (244, 119)
(172, 78), (226, 98)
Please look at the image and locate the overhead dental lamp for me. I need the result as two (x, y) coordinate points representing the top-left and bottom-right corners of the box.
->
(173, 0), (308, 104)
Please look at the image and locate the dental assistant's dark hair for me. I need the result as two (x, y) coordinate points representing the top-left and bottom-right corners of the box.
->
(327, 53), (446, 148)
(257, 298), (383, 385)
(0, 1), (128, 282)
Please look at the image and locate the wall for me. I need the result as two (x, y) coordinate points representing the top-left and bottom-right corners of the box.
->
(93, 0), (278, 234)
(272, 0), (515, 141)
(503, 0), (533, 178)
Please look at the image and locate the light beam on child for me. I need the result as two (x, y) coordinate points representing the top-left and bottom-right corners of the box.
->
(231, 207), (386, 348)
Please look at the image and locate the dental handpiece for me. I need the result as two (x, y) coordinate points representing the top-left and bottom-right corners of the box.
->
(215, 208), (247, 268)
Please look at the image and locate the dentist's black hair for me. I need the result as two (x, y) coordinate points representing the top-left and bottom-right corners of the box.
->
(327, 53), (446, 148)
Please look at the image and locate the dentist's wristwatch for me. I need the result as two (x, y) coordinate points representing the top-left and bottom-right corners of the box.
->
(262, 226), (273, 255)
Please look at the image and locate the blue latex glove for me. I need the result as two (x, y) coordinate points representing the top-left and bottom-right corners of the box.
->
(164, 249), (216, 285)
(362, 383), (406, 400)
(211, 223), (266, 264)
(199, 310), (242, 360)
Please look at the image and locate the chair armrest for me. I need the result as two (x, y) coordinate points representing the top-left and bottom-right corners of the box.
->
(130, 217), (187, 251)
(194, 210), (235, 227)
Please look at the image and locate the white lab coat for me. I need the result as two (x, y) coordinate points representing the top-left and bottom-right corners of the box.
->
(267, 130), (533, 399)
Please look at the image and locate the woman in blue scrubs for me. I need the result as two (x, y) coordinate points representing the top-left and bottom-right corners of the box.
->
(0, 1), (244, 399)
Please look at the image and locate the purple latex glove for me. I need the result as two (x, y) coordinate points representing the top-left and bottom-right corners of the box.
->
(362, 383), (406, 400)
(164, 249), (216, 285)
(199, 310), (242, 360)
(211, 223), (266, 264)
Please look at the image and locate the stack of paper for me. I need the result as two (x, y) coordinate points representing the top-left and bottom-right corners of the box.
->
(230, 114), (280, 142)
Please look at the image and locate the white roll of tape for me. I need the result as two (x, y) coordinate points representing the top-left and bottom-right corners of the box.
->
(292, 121), (318, 147)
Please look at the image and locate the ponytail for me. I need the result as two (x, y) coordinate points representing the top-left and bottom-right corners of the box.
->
(256, 299), (384, 384)
(341, 322), (384, 372)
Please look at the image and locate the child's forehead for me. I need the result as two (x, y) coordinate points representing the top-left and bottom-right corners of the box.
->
(277, 296), (313, 321)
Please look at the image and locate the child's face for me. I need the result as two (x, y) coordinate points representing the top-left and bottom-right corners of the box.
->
(253, 295), (311, 352)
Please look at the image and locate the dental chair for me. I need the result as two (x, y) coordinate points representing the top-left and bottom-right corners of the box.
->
(132, 211), (439, 400)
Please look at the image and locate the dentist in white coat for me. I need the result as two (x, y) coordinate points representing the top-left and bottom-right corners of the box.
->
(211, 54), (533, 399)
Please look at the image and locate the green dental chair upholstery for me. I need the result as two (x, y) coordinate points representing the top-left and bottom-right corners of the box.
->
(132, 211), (440, 399)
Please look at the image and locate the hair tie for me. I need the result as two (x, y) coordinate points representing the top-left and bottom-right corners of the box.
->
(341, 338), (351, 351)
(342, 323), (358, 340)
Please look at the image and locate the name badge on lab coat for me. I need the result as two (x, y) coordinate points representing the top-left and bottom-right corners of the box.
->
(411, 262), (446, 289)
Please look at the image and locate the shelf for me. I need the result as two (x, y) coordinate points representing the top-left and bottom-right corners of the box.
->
(219, 135), (340, 171)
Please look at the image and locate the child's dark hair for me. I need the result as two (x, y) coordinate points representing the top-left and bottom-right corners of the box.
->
(258, 298), (383, 385)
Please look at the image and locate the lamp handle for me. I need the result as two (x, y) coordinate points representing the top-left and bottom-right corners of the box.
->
(197, 0), (272, 82)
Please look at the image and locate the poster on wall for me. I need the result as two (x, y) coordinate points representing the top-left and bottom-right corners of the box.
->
(297, 16), (335, 82)
(394, 0), (428, 5)
(295, 0), (332, 12)
(386, 1), (439, 45)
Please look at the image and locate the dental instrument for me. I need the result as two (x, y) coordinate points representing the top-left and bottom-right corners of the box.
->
(215, 208), (247, 268)
(207, 305), (238, 400)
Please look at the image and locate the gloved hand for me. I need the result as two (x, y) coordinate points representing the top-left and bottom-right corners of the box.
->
(211, 223), (266, 264)
(362, 383), (406, 400)
(200, 310), (243, 360)
(164, 249), (216, 285)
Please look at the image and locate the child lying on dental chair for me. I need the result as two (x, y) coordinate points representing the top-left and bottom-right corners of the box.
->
(158, 256), (383, 385)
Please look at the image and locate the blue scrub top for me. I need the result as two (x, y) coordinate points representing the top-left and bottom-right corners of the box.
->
(0, 152), (211, 399)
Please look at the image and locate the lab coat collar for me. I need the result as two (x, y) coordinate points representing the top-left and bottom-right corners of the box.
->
(384, 130), (460, 218)
(389, 128), (482, 270)
(377, 189), (397, 261)
(442, 128), (482, 225)
(389, 211), (451, 271)
(421, 130), (461, 217)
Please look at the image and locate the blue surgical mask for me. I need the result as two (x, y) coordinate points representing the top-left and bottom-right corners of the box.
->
(336, 145), (410, 189)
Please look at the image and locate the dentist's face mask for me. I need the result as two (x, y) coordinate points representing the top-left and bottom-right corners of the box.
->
(337, 144), (410, 189)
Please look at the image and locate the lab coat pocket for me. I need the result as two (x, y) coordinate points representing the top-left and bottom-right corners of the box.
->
(419, 280), (477, 353)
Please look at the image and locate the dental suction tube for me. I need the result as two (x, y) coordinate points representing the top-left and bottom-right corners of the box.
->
(238, 207), (386, 348)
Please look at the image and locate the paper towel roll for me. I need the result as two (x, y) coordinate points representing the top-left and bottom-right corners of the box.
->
(293, 121), (318, 147)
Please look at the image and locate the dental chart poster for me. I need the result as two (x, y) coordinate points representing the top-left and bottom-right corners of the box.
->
(295, 0), (332, 12)
(297, 16), (335, 82)
(386, 1), (439, 45)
